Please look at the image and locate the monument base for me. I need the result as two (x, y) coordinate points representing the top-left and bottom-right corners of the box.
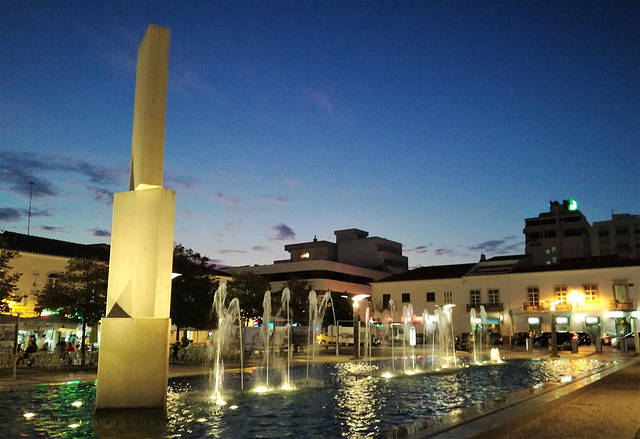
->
(96, 317), (170, 410)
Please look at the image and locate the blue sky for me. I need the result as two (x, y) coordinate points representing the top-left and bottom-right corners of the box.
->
(1, 1), (638, 268)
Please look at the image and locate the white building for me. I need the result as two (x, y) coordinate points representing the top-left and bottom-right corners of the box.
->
(371, 255), (640, 343)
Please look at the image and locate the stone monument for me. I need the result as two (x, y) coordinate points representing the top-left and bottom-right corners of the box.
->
(96, 24), (175, 410)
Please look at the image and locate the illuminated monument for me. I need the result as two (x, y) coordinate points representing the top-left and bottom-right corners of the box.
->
(96, 24), (175, 410)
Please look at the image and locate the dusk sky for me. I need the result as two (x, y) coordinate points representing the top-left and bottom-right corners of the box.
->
(1, 2), (638, 269)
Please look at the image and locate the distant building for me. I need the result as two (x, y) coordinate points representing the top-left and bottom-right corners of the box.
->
(523, 199), (591, 266)
(225, 228), (408, 303)
(371, 254), (640, 341)
(591, 213), (640, 260)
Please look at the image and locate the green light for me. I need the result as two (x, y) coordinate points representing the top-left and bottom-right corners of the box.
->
(568, 198), (578, 211)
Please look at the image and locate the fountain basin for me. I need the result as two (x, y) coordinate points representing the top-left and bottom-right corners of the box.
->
(0, 358), (611, 438)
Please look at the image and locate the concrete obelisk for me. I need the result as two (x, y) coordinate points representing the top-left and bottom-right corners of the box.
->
(96, 24), (175, 410)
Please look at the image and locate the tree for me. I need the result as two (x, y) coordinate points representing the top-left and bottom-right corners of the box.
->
(279, 279), (313, 325)
(170, 244), (219, 339)
(37, 257), (108, 365)
(226, 272), (270, 325)
(0, 243), (21, 313)
(323, 291), (353, 328)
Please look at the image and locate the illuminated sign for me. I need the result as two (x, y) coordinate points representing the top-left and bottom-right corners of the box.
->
(556, 317), (569, 324)
(527, 317), (541, 324)
(585, 317), (600, 324)
(568, 198), (578, 211)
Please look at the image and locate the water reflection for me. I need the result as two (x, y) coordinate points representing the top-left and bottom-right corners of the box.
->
(0, 358), (609, 438)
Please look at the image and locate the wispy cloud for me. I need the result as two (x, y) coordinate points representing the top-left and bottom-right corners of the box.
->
(39, 226), (66, 233)
(253, 246), (269, 251)
(467, 236), (524, 256)
(165, 173), (199, 190)
(309, 90), (333, 114)
(404, 245), (430, 254)
(284, 178), (301, 186)
(0, 207), (52, 223)
(86, 187), (113, 205)
(219, 249), (247, 254)
(259, 196), (291, 204)
(271, 223), (296, 241)
(213, 192), (238, 206)
(0, 208), (23, 222)
(91, 228), (111, 237)
(0, 151), (120, 199)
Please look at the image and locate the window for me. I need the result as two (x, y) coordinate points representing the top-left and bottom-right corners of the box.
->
(583, 284), (598, 302)
(598, 229), (609, 237)
(47, 273), (60, 287)
(402, 293), (410, 303)
(614, 283), (628, 303)
(555, 286), (568, 303)
(470, 290), (480, 306)
(444, 291), (453, 304)
(426, 292), (435, 302)
(301, 252), (310, 259)
(382, 294), (390, 310)
(616, 227), (628, 236)
(527, 287), (539, 306)
(488, 289), (499, 306)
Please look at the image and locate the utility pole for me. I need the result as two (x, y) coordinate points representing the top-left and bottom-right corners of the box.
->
(27, 182), (34, 235)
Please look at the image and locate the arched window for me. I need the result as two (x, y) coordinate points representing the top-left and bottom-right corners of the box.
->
(47, 273), (60, 287)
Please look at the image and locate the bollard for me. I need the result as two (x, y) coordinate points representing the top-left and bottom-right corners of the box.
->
(622, 338), (628, 352)
(595, 337), (602, 353)
(525, 338), (532, 351)
(571, 338), (578, 353)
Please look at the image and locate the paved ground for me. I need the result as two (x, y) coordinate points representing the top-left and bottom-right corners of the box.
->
(0, 344), (637, 439)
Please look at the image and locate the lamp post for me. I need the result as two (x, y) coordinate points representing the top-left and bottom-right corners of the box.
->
(352, 294), (369, 359)
(550, 300), (561, 357)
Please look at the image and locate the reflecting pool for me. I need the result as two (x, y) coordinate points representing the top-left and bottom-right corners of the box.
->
(0, 358), (608, 439)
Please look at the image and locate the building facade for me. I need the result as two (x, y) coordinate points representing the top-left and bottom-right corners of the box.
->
(225, 228), (409, 311)
(591, 213), (640, 260)
(371, 255), (640, 342)
(523, 199), (591, 266)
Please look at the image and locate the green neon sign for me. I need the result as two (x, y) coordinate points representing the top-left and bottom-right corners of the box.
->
(568, 198), (578, 211)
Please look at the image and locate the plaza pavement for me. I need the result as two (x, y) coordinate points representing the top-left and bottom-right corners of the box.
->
(0, 345), (637, 439)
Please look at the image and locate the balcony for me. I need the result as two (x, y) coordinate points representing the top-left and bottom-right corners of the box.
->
(522, 303), (545, 312)
(466, 303), (503, 312)
(610, 299), (635, 311)
(552, 303), (573, 312)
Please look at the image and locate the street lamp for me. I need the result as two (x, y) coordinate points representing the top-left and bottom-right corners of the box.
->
(352, 294), (369, 359)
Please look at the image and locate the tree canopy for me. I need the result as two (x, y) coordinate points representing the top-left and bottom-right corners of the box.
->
(170, 244), (219, 330)
(226, 271), (270, 325)
(0, 243), (21, 313)
(36, 257), (108, 327)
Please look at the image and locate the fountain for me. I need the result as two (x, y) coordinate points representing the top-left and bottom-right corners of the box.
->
(259, 290), (272, 391)
(307, 291), (331, 379)
(388, 299), (396, 370)
(210, 283), (241, 405)
(435, 305), (457, 369)
(490, 347), (502, 363)
(478, 305), (488, 361)
(469, 308), (478, 364)
(402, 304), (415, 372)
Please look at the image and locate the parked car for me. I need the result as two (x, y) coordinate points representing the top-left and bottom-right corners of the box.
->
(455, 332), (474, 352)
(511, 332), (531, 346)
(532, 332), (552, 347)
(600, 333), (613, 346)
(575, 332), (591, 346)
(612, 332), (640, 350)
(488, 333), (503, 345)
(532, 331), (578, 350)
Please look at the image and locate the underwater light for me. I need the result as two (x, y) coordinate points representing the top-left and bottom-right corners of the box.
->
(230, 405), (238, 410)
(71, 401), (83, 407)
(281, 384), (294, 391)
(561, 376), (573, 383)
(253, 386), (268, 394)
(382, 372), (393, 379)
(23, 413), (35, 419)
(197, 418), (207, 423)
(69, 423), (80, 428)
